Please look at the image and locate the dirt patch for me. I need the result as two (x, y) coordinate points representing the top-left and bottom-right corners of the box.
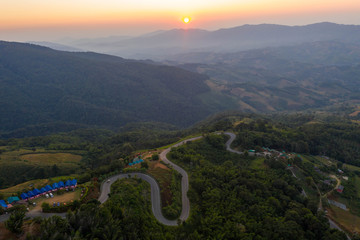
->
(147, 167), (172, 206)
(0, 219), (41, 240)
(154, 162), (170, 170)
(31, 189), (80, 211)
(0, 222), (17, 240)
(349, 110), (360, 117)
(327, 206), (360, 235)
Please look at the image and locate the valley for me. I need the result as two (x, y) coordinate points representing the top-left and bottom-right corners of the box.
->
(1, 18), (360, 240)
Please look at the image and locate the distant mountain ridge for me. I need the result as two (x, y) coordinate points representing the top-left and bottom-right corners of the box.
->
(0, 41), (214, 136)
(55, 22), (360, 59)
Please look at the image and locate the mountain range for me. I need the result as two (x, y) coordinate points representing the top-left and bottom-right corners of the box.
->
(0, 41), (217, 137)
(51, 22), (360, 59)
(1, 22), (360, 137)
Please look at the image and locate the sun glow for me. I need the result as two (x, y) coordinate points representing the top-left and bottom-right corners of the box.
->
(183, 17), (190, 24)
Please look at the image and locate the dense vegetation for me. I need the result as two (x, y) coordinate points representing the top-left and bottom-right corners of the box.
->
(198, 113), (360, 167)
(1, 40), (360, 138)
(19, 134), (348, 239)
(0, 41), (212, 137)
(177, 46), (360, 113)
(0, 124), (192, 189)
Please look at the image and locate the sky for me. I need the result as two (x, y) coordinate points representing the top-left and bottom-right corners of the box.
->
(1, 0), (360, 41)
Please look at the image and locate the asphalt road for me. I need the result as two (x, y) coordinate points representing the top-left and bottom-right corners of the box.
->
(98, 172), (178, 226)
(6, 132), (349, 236)
(98, 136), (203, 226)
(224, 132), (243, 154)
(159, 136), (203, 223)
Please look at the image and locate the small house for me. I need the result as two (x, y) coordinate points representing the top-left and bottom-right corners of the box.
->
(336, 185), (344, 193)
(45, 185), (53, 192)
(7, 196), (20, 204)
(21, 193), (29, 200)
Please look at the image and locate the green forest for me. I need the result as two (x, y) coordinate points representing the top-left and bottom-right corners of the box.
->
(1, 113), (359, 239)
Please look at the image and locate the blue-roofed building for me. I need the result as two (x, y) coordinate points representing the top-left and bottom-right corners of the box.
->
(7, 196), (20, 204)
(65, 180), (71, 187)
(33, 189), (41, 196)
(0, 200), (8, 209)
(45, 185), (52, 192)
(40, 187), (47, 194)
(58, 181), (65, 188)
(27, 191), (35, 198)
(71, 179), (77, 186)
(21, 193), (29, 200)
(52, 182), (59, 190)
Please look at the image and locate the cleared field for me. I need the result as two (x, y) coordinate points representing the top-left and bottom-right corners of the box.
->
(147, 161), (173, 206)
(31, 188), (81, 211)
(356, 176), (360, 198)
(327, 206), (360, 234)
(250, 157), (266, 169)
(20, 153), (82, 165)
(0, 149), (83, 189)
(344, 163), (360, 172)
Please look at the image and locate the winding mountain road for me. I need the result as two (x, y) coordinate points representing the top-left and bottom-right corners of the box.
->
(224, 132), (243, 154)
(1, 132), (239, 226)
(99, 135), (203, 226)
(98, 172), (178, 226)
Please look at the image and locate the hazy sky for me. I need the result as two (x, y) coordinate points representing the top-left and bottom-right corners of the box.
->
(1, 0), (360, 41)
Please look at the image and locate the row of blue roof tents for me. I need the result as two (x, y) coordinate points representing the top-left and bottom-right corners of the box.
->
(128, 159), (144, 166)
(20, 179), (77, 201)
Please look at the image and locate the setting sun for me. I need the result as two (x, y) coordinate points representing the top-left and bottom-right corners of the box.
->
(183, 17), (190, 24)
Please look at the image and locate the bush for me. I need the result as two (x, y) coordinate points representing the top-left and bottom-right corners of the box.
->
(152, 153), (159, 161)
(5, 208), (26, 233)
(41, 202), (51, 212)
(141, 161), (149, 169)
(42, 201), (73, 213)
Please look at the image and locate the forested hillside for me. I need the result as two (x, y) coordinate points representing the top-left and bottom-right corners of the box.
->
(0, 41), (213, 136)
(172, 44), (360, 113)
(10, 133), (349, 239)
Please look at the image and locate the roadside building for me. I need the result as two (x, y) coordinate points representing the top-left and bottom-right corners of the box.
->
(336, 185), (344, 193)
(7, 196), (20, 204)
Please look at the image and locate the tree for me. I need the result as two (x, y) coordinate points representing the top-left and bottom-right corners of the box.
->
(152, 153), (159, 161)
(5, 208), (26, 234)
(52, 164), (59, 176)
(42, 202), (51, 212)
(141, 161), (149, 169)
(337, 162), (343, 169)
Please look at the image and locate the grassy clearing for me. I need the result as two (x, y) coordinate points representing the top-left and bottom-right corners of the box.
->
(315, 156), (336, 167)
(327, 206), (360, 234)
(0, 149), (83, 189)
(0, 148), (84, 163)
(301, 155), (323, 166)
(250, 157), (266, 170)
(147, 165), (173, 206)
(355, 176), (360, 198)
(19, 153), (81, 166)
(292, 166), (319, 199)
(344, 163), (360, 172)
